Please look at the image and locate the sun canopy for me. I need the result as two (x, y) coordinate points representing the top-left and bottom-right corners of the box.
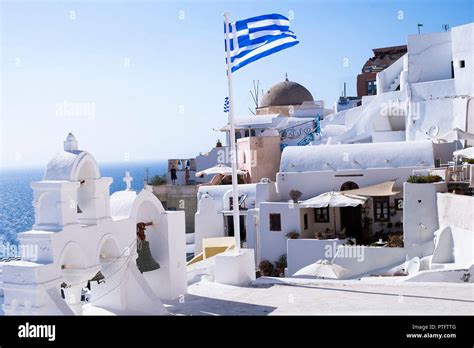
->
(340, 180), (400, 197)
(196, 164), (244, 177)
(300, 191), (367, 208)
(293, 259), (349, 279)
(453, 147), (474, 160)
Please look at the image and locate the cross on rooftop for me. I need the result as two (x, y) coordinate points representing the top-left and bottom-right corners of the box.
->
(123, 171), (133, 190)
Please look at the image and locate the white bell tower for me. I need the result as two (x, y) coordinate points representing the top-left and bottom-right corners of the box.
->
(32, 133), (112, 230)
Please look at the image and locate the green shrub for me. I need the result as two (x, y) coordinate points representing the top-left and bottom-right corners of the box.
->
(407, 175), (442, 184)
(149, 174), (167, 186)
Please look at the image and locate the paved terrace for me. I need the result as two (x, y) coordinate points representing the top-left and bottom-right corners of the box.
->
(163, 277), (474, 315)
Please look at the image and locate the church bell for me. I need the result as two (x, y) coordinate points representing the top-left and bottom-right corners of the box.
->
(136, 222), (160, 273)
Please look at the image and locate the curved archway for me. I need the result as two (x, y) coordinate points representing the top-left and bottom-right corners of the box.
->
(96, 234), (122, 263)
(128, 190), (166, 264)
(37, 192), (58, 227)
(59, 241), (87, 270)
(72, 154), (100, 181)
(340, 181), (359, 191)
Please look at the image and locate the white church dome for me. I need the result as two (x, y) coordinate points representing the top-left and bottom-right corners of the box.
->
(43, 133), (101, 181)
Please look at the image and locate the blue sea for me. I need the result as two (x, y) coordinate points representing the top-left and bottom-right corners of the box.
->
(0, 161), (167, 245)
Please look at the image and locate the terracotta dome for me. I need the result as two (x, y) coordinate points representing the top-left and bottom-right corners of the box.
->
(259, 77), (314, 108)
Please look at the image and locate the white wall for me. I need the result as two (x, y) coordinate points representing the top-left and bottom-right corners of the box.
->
(437, 192), (474, 231)
(451, 23), (473, 96)
(403, 182), (439, 258)
(258, 202), (300, 263)
(194, 195), (225, 254)
(277, 167), (416, 201)
(432, 226), (474, 269)
(431, 193), (474, 269)
(332, 246), (406, 279)
(407, 79), (469, 141)
(143, 211), (187, 300)
(407, 31), (453, 84)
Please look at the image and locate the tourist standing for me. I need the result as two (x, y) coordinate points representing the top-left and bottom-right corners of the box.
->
(170, 165), (177, 185)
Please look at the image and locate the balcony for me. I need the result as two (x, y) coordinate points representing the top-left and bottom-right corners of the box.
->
(430, 163), (474, 188)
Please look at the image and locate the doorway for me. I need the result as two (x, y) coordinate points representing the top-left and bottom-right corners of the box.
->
(225, 215), (246, 243)
(340, 181), (363, 241)
(340, 206), (363, 241)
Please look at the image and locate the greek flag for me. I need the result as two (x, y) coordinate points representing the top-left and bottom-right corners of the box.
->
(224, 97), (230, 113)
(224, 13), (299, 73)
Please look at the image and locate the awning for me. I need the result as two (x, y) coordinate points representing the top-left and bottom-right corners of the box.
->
(341, 180), (400, 197)
(453, 147), (474, 160)
(300, 191), (367, 208)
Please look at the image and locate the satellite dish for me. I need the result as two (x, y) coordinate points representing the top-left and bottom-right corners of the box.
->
(427, 125), (439, 137)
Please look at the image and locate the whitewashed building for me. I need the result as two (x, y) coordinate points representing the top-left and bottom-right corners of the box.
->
(319, 23), (473, 145)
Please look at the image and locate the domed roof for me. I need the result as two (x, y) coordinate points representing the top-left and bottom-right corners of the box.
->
(259, 76), (314, 108)
(43, 133), (100, 181)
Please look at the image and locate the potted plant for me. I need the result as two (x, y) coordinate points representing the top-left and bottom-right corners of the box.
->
(289, 189), (302, 203)
(258, 260), (274, 277)
(387, 234), (404, 247)
(275, 254), (287, 277)
(407, 175), (442, 183)
(286, 231), (299, 239)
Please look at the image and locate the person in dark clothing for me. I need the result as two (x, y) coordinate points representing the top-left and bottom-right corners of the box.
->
(170, 165), (177, 184)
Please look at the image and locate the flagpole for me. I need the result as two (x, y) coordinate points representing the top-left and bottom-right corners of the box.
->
(224, 12), (241, 255)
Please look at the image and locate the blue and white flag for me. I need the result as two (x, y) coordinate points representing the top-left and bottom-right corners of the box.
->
(224, 13), (299, 73)
(224, 97), (230, 113)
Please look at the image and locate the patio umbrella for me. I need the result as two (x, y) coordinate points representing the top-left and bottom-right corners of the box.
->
(453, 147), (474, 160)
(293, 259), (350, 279)
(196, 164), (244, 177)
(300, 191), (367, 234)
(300, 191), (367, 208)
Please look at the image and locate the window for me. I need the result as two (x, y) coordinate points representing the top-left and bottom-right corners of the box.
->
(229, 195), (246, 210)
(303, 213), (308, 230)
(460, 60), (466, 68)
(235, 132), (241, 140)
(314, 207), (330, 223)
(366, 80), (377, 95)
(340, 181), (359, 191)
(269, 213), (281, 231)
(373, 196), (390, 222)
(435, 158), (441, 168)
(250, 129), (256, 137)
(244, 130), (250, 137)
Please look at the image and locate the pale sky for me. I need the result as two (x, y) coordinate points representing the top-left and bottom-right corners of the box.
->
(1, 0), (472, 168)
